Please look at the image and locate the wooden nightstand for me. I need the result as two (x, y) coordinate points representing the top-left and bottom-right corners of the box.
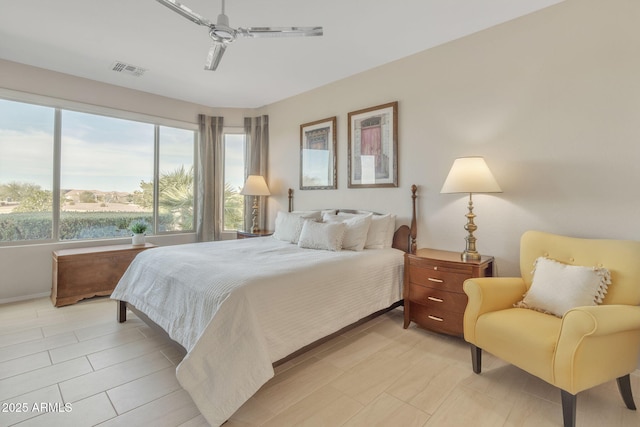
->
(52, 243), (157, 307)
(403, 248), (494, 336)
(237, 230), (274, 239)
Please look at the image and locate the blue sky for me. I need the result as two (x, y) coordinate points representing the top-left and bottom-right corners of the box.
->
(0, 99), (195, 193)
(224, 133), (245, 191)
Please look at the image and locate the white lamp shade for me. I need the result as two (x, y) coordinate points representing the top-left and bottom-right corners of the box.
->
(240, 175), (271, 196)
(440, 157), (502, 194)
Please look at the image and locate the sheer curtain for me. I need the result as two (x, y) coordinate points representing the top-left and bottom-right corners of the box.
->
(244, 115), (269, 231)
(196, 115), (224, 242)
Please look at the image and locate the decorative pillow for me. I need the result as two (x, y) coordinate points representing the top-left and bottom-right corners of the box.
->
(364, 214), (396, 249)
(322, 213), (372, 251)
(272, 212), (307, 243)
(297, 220), (346, 251)
(290, 210), (323, 221)
(382, 214), (397, 248)
(514, 257), (611, 317)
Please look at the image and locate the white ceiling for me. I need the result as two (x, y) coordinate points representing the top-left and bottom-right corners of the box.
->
(0, 0), (562, 109)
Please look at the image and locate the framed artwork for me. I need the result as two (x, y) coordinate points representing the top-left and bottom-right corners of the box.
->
(348, 101), (398, 188)
(300, 116), (337, 190)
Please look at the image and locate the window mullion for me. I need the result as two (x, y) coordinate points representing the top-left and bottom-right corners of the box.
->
(52, 108), (61, 241)
(192, 131), (198, 231)
(153, 126), (160, 234)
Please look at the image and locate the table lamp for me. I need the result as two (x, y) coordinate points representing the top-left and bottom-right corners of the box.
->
(240, 175), (271, 233)
(440, 157), (502, 261)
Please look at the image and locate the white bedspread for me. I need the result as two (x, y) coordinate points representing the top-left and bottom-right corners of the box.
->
(111, 237), (404, 426)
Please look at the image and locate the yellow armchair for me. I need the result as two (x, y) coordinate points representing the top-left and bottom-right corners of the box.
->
(463, 230), (640, 427)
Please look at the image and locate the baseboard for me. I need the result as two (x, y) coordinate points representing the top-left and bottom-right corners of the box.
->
(0, 292), (50, 305)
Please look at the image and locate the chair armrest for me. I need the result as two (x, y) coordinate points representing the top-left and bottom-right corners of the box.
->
(463, 277), (527, 344)
(561, 305), (640, 337)
(463, 277), (527, 315)
(554, 305), (640, 393)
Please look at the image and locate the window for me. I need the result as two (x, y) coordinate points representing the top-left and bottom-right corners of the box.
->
(0, 95), (196, 245)
(223, 130), (246, 231)
(158, 126), (195, 232)
(60, 111), (155, 240)
(0, 99), (55, 242)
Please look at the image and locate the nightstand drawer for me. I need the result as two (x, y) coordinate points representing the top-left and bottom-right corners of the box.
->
(403, 248), (494, 336)
(409, 303), (463, 336)
(408, 266), (468, 293)
(408, 284), (467, 313)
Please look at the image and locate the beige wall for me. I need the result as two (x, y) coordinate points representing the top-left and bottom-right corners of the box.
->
(266, 0), (640, 276)
(0, 59), (254, 125)
(2, 0), (640, 301)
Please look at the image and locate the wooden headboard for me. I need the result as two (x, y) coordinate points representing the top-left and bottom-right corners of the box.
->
(286, 185), (417, 254)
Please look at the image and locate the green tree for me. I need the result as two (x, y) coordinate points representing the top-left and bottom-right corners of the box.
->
(0, 181), (53, 212)
(1, 182), (41, 202)
(224, 183), (244, 231)
(158, 165), (194, 231)
(135, 167), (246, 232)
(13, 188), (52, 212)
(132, 181), (153, 209)
(78, 191), (96, 203)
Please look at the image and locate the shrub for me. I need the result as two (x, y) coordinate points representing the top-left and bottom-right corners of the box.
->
(0, 212), (52, 241)
(0, 212), (174, 242)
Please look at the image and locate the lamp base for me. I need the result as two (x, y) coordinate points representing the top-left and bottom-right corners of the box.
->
(461, 193), (481, 262)
(250, 196), (260, 233)
(461, 251), (481, 262)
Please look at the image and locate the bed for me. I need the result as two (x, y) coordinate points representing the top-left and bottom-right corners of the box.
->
(111, 185), (418, 426)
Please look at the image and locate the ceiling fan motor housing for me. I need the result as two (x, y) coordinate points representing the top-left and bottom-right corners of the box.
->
(210, 13), (236, 42)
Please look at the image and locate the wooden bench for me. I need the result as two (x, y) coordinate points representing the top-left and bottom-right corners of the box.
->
(51, 243), (156, 307)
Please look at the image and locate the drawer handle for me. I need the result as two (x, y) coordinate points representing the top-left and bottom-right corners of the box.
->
(427, 296), (443, 303)
(428, 315), (444, 322)
(427, 277), (444, 283)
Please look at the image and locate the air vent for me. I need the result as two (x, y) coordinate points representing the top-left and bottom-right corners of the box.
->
(111, 61), (146, 77)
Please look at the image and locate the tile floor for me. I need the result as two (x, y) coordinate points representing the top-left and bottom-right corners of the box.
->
(0, 297), (639, 427)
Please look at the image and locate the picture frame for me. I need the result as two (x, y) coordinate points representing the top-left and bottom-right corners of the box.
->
(300, 116), (337, 190)
(348, 101), (398, 188)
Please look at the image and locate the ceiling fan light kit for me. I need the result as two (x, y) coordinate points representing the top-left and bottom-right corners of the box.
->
(156, 0), (323, 71)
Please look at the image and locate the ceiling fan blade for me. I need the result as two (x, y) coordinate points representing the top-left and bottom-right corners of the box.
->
(156, 0), (211, 26)
(238, 26), (323, 38)
(204, 43), (227, 71)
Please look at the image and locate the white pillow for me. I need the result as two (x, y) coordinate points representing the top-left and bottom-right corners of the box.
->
(336, 211), (368, 217)
(290, 210), (323, 221)
(297, 220), (346, 251)
(322, 213), (372, 251)
(365, 214), (396, 249)
(272, 212), (307, 243)
(514, 257), (611, 317)
(382, 214), (397, 248)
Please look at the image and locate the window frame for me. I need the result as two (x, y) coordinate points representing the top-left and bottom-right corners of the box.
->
(155, 125), (198, 235)
(221, 127), (247, 239)
(0, 89), (198, 247)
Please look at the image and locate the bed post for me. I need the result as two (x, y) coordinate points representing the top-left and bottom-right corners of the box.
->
(410, 184), (417, 254)
(288, 188), (293, 213)
(118, 300), (127, 323)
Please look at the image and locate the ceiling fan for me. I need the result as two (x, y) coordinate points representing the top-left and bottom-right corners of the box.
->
(156, 0), (323, 71)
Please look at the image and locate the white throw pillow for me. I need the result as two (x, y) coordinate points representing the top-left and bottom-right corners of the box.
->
(365, 214), (396, 249)
(290, 210), (323, 221)
(514, 257), (611, 317)
(322, 213), (372, 251)
(272, 212), (307, 243)
(297, 220), (346, 251)
(382, 214), (397, 248)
